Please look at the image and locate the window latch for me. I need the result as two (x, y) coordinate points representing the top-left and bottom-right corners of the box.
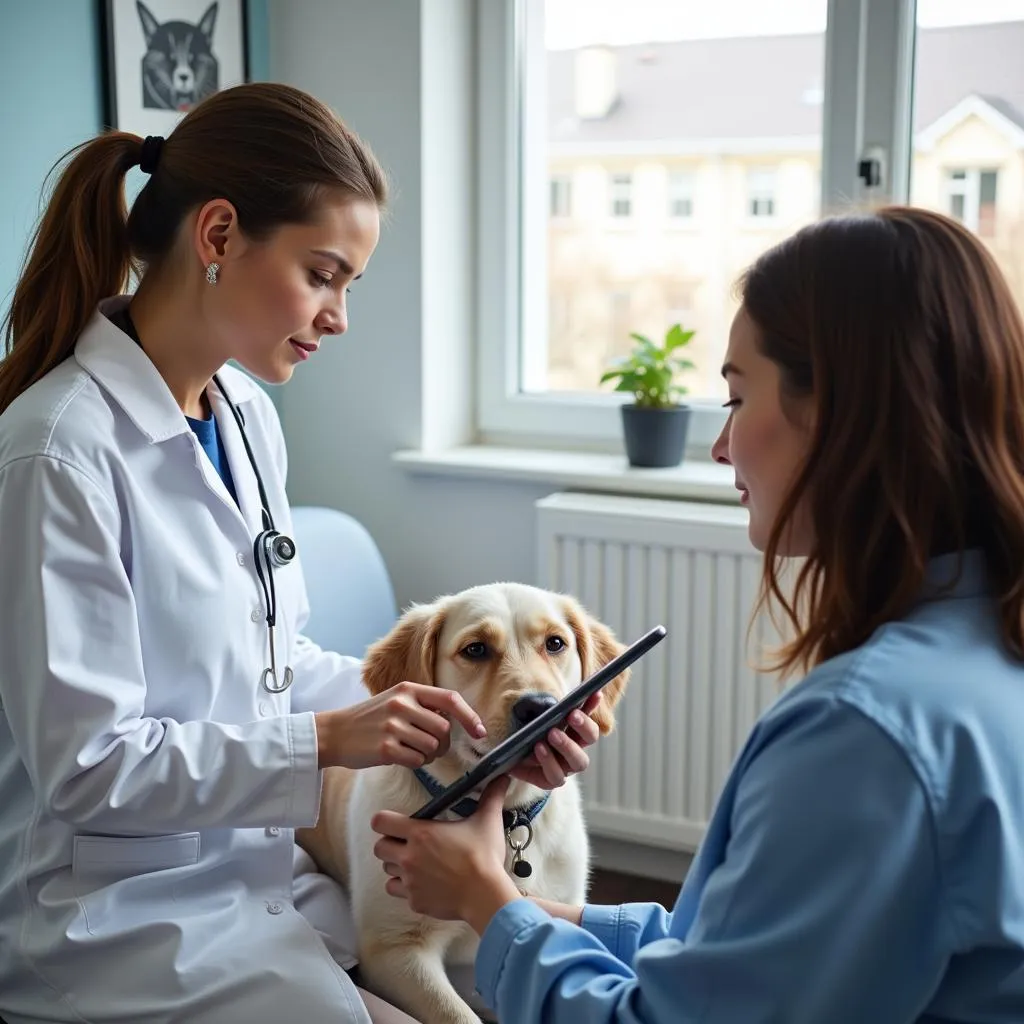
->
(857, 158), (882, 188)
(857, 145), (887, 191)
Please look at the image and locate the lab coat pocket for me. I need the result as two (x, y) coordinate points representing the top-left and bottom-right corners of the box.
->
(73, 832), (201, 879)
(72, 832), (201, 937)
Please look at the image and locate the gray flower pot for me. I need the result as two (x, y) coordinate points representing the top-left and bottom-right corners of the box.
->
(621, 404), (691, 468)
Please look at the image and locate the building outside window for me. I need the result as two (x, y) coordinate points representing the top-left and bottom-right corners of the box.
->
(476, 0), (1024, 449)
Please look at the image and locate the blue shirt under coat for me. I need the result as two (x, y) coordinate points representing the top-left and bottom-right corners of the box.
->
(185, 413), (238, 505)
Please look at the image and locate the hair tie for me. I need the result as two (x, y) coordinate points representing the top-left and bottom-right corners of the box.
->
(139, 135), (165, 175)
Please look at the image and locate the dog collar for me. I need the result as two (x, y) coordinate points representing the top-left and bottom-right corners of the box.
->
(411, 767), (550, 829)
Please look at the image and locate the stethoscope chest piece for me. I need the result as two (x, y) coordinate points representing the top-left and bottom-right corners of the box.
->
(262, 661), (294, 694)
(268, 534), (295, 566)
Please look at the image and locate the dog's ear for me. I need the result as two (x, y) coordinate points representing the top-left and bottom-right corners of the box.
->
(562, 597), (630, 736)
(137, 1), (160, 45)
(197, 2), (219, 42)
(362, 602), (448, 695)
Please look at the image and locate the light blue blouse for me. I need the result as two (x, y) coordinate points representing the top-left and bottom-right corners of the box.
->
(475, 550), (1024, 1022)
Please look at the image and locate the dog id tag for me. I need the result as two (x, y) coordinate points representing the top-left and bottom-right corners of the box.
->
(506, 817), (534, 880)
(511, 847), (533, 879)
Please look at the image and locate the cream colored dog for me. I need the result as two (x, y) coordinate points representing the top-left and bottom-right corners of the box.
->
(298, 582), (629, 1024)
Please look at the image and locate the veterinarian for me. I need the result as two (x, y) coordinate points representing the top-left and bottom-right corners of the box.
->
(373, 206), (1024, 1023)
(0, 82), (597, 1024)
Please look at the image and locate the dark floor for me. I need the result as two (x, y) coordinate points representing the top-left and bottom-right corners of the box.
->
(588, 867), (679, 909)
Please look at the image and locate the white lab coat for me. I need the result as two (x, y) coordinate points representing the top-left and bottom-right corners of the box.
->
(0, 298), (373, 1023)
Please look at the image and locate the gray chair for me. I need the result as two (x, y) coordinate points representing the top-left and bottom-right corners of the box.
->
(289, 504), (398, 658)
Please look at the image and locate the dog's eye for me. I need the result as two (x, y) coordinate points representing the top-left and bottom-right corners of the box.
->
(545, 636), (567, 654)
(461, 641), (488, 660)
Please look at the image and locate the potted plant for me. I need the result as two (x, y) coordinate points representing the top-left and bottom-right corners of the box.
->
(600, 322), (696, 468)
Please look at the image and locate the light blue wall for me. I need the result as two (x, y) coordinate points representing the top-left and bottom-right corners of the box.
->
(0, 2), (106, 321)
(0, 1), (270, 327)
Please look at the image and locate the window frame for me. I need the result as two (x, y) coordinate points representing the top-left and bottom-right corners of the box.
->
(746, 166), (779, 220)
(668, 169), (696, 221)
(475, 0), (917, 449)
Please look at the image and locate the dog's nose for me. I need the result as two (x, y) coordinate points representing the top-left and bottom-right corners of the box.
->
(511, 693), (558, 729)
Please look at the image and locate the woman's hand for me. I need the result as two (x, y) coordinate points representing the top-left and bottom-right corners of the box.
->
(315, 682), (487, 770)
(507, 693), (602, 790)
(371, 776), (522, 934)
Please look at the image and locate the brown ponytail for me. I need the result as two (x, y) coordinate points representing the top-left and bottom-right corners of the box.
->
(0, 132), (141, 415)
(0, 82), (388, 417)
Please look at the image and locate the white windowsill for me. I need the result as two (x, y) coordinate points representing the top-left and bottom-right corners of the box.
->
(392, 445), (740, 504)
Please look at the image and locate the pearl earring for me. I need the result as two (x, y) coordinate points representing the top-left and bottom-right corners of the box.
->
(205, 262), (220, 286)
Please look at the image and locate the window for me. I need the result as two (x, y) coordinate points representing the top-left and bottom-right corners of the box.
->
(476, 0), (931, 446)
(979, 170), (999, 237)
(747, 168), (777, 219)
(610, 173), (633, 218)
(666, 280), (698, 326)
(668, 170), (695, 219)
(944, 168), (999, 236)
(948, 169), (968, 221)
(550, 175), (572, 218)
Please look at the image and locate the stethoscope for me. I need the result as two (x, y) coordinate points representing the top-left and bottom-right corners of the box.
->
(213, 374), (297, 693)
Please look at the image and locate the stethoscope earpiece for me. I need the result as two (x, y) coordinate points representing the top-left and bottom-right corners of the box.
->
(213, 374), (297, 695)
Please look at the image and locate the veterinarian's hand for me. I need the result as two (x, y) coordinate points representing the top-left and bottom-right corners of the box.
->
(372, 776), (522, 933)
(315, 683), (487, 770)
(508, 692), (601, 790)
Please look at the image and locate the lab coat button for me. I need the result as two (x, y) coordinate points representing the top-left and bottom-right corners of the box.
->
(258, 701), (270, 717)
(250, 608), (262, 623)
(266, 901), (283, 915)
(236, 551), (246, 566)
(267, 826), (281, 836)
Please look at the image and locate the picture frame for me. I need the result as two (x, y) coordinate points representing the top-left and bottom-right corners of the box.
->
(102, 0), (249, 134)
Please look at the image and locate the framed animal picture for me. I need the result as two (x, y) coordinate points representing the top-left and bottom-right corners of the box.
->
(102, 0), (249, 134)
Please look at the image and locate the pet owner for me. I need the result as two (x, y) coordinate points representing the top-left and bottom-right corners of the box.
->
(0, 82), (597, 1024)
(372, 206), (1024, 1022)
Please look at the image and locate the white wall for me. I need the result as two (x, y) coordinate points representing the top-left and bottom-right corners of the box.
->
(269, 0), (552, 609)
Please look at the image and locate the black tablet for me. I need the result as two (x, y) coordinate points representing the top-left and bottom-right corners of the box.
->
(411, 624), (667, 820)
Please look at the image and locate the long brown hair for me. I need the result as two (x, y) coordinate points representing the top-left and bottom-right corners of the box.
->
(741, 205), (1024, 676)
(0, 82), (388, 416)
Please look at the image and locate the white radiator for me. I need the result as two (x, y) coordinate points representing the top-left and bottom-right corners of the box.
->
(536, 491), (782, 852)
